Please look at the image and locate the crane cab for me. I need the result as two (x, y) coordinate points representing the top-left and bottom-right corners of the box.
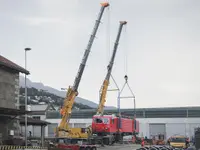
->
(92, 115), (118, 135)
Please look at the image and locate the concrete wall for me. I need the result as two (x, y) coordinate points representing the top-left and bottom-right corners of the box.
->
(0, 68), (19, 109)
(0, 68), (20, 140)
(45, 118), (200, 139)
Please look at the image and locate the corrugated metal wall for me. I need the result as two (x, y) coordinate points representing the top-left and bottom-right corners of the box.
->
(74, 123), (86, 128)
(166, 123), (186, 138)
(44, 118), (200, 138)
(188, 123), (200, 137)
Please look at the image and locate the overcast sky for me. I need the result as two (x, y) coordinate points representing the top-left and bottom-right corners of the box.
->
(1, 0), (200, 108)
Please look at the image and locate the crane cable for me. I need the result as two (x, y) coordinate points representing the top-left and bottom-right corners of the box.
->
(124, 25), (128, 75)
(119, 24), (137, 119)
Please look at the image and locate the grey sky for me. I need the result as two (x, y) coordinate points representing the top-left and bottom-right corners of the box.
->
(1, 0), (200, 108)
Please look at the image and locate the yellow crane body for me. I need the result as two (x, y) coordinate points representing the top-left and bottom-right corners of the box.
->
(55, 2), (109, 139)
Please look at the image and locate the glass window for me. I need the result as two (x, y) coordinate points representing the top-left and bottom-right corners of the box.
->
(33, 116), (40, 120)
(171, 138), (186, 143)
(103, 118), (109, 124)
(93, 118), (110, 124)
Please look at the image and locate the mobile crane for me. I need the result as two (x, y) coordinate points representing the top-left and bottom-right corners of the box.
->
(96, 21), (127, 116)
(55, 2), (109, 141)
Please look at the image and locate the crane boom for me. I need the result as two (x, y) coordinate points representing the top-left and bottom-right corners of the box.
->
(96, 21), (127, 115)
(73, 2), (109, 91)
(58, 2), (109, 132)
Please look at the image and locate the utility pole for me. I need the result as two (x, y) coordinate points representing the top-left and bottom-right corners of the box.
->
(24, 47), (31, 146)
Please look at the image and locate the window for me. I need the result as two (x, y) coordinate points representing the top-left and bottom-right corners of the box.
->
(171, 137), (186, 143)
(93, 118), (110, 124)
(33, 116), (41, 120)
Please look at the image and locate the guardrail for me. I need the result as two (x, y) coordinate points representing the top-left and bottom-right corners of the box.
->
(0, 145), (47, 150)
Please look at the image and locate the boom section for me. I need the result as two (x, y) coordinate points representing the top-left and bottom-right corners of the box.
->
(73, 2), (109, 92)
(96, 21), (127, 115)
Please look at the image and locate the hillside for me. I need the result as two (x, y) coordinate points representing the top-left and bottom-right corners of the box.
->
(19, 76), (116, 109)
(19, 87), (92, 109)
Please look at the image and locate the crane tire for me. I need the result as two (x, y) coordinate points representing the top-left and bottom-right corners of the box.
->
(85, 147), (91, 150)
(91, 147), (97, 150)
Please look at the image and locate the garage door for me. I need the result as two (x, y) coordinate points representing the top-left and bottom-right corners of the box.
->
(149, 124), (166, 139)
(166, 123), (186, 139)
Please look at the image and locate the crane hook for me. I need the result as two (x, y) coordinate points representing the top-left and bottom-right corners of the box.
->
(124, 75), (128, 83)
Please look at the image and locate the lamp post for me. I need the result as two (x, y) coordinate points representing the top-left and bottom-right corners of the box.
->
(24, 47), (31, 146)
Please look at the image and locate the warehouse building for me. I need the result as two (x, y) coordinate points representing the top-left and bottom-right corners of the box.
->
(41, 106), (200, 139)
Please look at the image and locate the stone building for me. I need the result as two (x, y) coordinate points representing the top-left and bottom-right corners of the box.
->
(0, 55), (29, 141)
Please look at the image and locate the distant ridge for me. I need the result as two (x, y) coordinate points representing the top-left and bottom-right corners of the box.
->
(19, 76), (116, 109)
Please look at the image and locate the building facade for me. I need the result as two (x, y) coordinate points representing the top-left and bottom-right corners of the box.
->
(42, 106), (200, 139)
(0, 55), (29, 140)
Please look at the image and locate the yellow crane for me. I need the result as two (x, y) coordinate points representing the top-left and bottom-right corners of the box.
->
(55, 2), (109, 139)
(96, 21), (127, 116)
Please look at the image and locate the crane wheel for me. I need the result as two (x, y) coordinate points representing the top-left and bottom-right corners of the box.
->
(91, 147), (97, 150)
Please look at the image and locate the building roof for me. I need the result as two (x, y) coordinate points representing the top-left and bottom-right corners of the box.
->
(19, 116), (50, 126)
(46, 106), (200, 119)
(0, 55), (29, 75)
(30, 104), (56, 111)
(0, 107), (30, 116)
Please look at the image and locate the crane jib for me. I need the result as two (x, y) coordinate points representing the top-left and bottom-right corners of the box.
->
(96, 21), (127, 115)
(72, 3), (109, 92)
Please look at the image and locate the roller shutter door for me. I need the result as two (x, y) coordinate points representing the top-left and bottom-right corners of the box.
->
(149, 124), (166, 138)
(166, 123), (186, 139)
(48, 123), (58, 137)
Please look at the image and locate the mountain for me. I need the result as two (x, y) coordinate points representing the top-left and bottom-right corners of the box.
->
(19, 87), (92, 109)
(19, 76), (116, 109)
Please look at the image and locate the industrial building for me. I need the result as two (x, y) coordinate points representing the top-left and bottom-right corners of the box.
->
(28, 105), (200, 140)
(0, 55), (49, 144)
(0, 55), (29, 141)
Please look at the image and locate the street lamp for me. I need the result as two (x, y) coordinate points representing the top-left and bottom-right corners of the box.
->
(24, 47), (31, 146)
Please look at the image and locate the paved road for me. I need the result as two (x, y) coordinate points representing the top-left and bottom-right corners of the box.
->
(98, 144), (141, 150)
